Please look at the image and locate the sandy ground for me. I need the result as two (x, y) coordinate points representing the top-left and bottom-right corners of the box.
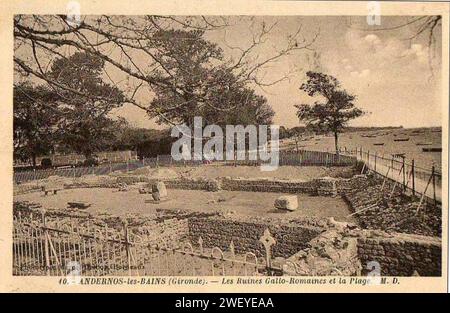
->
(165, 165), (353, 181)
(281, 127), (442, 171)
(15, 188), (355, 222)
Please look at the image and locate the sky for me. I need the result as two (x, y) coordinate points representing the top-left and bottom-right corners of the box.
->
(111, 15), (442, 130)
(17, 15), (441, 130)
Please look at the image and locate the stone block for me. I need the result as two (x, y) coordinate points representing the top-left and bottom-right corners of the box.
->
(274, 195), (298, 211)
(151, 181), (167, 199)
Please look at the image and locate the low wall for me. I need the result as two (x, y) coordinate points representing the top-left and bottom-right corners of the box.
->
(188, 216), (324, 258)
(220, 177), (318, 194)
(14, 196), (442, 276)
(15, 172), (365, 196)
(335, 175), (374, 193)
(152, 178), (215, 191)
(139, 218), (190, 248)
(187, 215), (442, 276)
(13, 184), (42, 196)
(357, 232), (441, 276)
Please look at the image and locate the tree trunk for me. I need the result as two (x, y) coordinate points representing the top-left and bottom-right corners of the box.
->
(334, 132), (339, 154)
(32, 153), (37, 168)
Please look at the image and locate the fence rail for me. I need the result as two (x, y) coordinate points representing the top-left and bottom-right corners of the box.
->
(14, 148), (440, 203)
(14, 151), (356, 184)
(13, 211), (281, 277)
(341, 147), (441, 204)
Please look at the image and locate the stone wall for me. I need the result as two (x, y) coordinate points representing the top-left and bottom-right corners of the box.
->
(357, 232), (441, 276)
(135, 218), (190, 248)
(335, 175), (374, 194)
(342, 174), (441, 237)
(220, 177), (318, 194)
(188, 216), (324, 258)
(13, 184), (42, 196)
(14, 172), (367, 196)
(150, 178), (215, 191)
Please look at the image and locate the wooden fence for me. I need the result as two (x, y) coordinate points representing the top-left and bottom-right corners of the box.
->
(14, 150), (357, 183)
(13, 211), (282, 277)
(342, 147), (442, 204)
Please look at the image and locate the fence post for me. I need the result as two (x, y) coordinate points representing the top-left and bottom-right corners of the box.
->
(402, 156), (406, 191)
(432, 165), (436, 207)
(41, 210), (51, 276)
(374, 152), (377, 172)
(126, 159), (129, 173)
(156, 155), (159, 168)
(411, 159), (415, 196)
(122, 219), (131, 275)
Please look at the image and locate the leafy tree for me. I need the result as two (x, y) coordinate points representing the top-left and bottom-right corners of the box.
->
(112, 124), (169, 152)
(15, 16), (314, 124)
(55, 114), (123, 158)
(47, 52), (124, 157)
(295, 71), (365, 152)
(148, 29), (274, 128)
(13, 83), (60, 166)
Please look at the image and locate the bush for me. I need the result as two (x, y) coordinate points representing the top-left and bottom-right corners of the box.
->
(83, 157), (99, 167)
(40, 158), (52, 169)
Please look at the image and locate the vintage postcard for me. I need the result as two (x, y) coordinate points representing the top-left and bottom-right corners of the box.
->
(0, 0), (448, 293)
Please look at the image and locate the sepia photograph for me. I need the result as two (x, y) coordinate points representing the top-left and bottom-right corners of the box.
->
(1, 0), (449, 294)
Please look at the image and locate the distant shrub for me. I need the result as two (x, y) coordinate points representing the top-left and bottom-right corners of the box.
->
(83, 158), (99, 167)
(40, 158), (52, 169)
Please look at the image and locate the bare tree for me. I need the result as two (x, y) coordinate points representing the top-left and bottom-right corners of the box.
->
(14, 15), (318, 125)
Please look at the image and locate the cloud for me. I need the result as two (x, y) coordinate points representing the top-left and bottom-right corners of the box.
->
(364, 34), (382, 46)
(320, 27), (441, 128)
(401, 44), (430, 64)
(337, 29), (436, 77)
(350, 69), (370, 78)
(344, 64), (353, 71)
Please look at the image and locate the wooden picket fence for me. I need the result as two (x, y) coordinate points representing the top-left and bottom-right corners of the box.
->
(342, 147), (441, 205)
(14, 150), (357, 184)
(13, 211), (283, 277)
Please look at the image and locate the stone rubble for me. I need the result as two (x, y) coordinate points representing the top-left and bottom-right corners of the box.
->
(274, 195), (298, 211)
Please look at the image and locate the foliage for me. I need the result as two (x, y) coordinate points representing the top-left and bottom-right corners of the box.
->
(295, 71), (365, 151)
(15, 16), (315, 125)
(48, 52), (125, 157)
(13, 83), (61, 165)
(148, 29), (274, 128)
(40, 158), (52, 168)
